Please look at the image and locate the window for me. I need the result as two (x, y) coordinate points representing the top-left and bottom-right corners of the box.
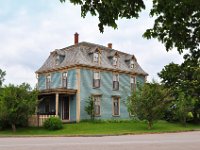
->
(93, 52), (99, 63)
(55, 55), (60, 65)
(113, 74), (119, 90)
(113, 97), (120, 116)
(93, 96), (101, 116)
(93, 71), (100, 88)
(46, 74), (51, 89)
(130, 76), (136, 91)
(130, 60), (135, 69)
(113, 56), (118, 66)
(62, 72), (67, 88)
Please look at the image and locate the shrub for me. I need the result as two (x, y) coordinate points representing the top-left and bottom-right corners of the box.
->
(43, 117), (63, 130)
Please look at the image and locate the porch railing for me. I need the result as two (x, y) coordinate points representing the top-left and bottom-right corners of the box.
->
(28, 114), (56, 127)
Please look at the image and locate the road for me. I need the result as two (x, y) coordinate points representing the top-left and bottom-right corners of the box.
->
(0, 131), (200, 150)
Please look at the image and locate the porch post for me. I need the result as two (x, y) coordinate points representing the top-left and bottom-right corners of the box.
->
(55, 93), (59, 116)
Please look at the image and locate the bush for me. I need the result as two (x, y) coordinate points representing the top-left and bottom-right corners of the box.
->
(43, 117), (63, 130)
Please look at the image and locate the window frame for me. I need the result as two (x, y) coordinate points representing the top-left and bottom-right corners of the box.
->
(112, 97), (120, 116)
(130, 76), (136, 91)
(93, 52), (99, 63)
(93, 71), (100, 88)
(46, 74), (51, 89)
(113, 56), (118, 66)
(113, 73), (119, 91)
(62, 72), (68, 88)
(130, 60), (135, 69)
(93, 95), (101, 116)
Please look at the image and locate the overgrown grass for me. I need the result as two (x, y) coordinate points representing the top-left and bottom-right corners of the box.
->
(0, 120), (199, 136)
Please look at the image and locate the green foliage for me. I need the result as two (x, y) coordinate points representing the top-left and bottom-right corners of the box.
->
(84, 96), (95, 120)
(159, 52), (200, 123)
(0, 69), (6, 87)
(60, 0), (145, 32)
(43, 117), (63, 130)
(0, 83), (38, 132)
(144, 0), (200, 53)
(127, 81), (171, 129)
(60, 0), (200, 54)
(175, 91), (194, 126)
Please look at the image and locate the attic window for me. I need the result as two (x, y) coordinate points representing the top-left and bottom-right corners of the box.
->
(113, 56), (118, 66)
(55, 55), (65, 65)
(93, 52), (99, 63)
(130, 60), (135, 69)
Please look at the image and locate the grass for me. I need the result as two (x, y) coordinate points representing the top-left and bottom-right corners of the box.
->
(0, 120), (200, 137)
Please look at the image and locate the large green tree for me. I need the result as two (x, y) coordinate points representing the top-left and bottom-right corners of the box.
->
(127, 81), (171, 129)
(158, 52), (200, 123)
(0, 69), (6, 87)
(0, 83), (38, 132)
(61, 0), (200, 53)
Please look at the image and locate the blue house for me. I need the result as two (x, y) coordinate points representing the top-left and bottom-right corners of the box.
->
(36, 33), (148, 123)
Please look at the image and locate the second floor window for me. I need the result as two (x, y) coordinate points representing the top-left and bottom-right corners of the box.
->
(93, 96), (101, 116)
(93, 71), (100, 88)
(93, 52), (99, 63)
(62, 72), (67, 88)
(113, 74), (119, 90)
(130, 76), (136, 91)
(46, 74), (51, 89)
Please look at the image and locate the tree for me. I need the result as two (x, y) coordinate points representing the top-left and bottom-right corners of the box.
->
(0, 83), (38, 132)
(84, 96), (95, 120)
(127, 81), (171, 129)
(158, 52), (200, 123)
(60, 0), (200, 53)
(0, 69), (6, 87)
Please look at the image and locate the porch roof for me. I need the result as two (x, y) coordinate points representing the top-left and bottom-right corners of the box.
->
(39, 88), (77, 95)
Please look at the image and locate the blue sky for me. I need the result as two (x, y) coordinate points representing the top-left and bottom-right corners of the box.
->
(0, 0), (184, 87)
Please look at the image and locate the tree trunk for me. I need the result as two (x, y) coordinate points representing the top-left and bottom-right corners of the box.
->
(11, 123), (16, 132)
(147, 121), (152, 129)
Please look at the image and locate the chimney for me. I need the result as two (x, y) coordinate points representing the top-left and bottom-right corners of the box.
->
(74, 32), (79, 45)
(108, 43), (112, 49)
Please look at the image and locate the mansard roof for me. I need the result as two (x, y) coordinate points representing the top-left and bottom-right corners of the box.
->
(36, 41), (148, 76)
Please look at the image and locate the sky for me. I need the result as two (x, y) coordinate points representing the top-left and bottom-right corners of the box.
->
(0, 0), (184, 88)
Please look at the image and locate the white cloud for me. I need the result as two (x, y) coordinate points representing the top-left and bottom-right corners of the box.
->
(0, 0), (184, 87)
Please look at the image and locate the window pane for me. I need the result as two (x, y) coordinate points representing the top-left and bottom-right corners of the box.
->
(94, 96), (101, 116)
(93, 53), (99, 62)
(113, 98), (119, 115)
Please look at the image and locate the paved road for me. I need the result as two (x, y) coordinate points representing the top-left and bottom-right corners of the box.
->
(0, 131), (200, 150)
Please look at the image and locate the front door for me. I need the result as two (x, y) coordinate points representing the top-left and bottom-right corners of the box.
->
(61, 96), (69, 120)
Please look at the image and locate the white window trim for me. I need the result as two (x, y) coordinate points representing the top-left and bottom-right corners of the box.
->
(93, 52), (99, 63)
(130, 60), (135, 69)
(112, 97), (120, 116)
(93, 96), (101, 117)
(130, 76), (137, 91)
(61, 72), (68, 88)
(46, 74), (51, 89)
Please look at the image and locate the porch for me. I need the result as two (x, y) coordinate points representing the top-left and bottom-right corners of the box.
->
(29, 88), (77, 127)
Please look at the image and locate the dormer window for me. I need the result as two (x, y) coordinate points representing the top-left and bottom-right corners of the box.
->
(62, 72), (67, 88)
(55, 55), (60, 65)
(130, 60), (135, 69)
(113, 56), (118, 66)
(93, 52), (99, 63)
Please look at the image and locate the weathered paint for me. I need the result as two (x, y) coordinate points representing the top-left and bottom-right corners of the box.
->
(38, 75), (46, 90)
(70, 95), (77, 122)
(51, 72), (61, 88)
(38, 67), (145, 122)
(79, 68), (138, 120)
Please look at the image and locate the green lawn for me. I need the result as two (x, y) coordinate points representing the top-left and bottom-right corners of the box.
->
(0, 120), (200, 136)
